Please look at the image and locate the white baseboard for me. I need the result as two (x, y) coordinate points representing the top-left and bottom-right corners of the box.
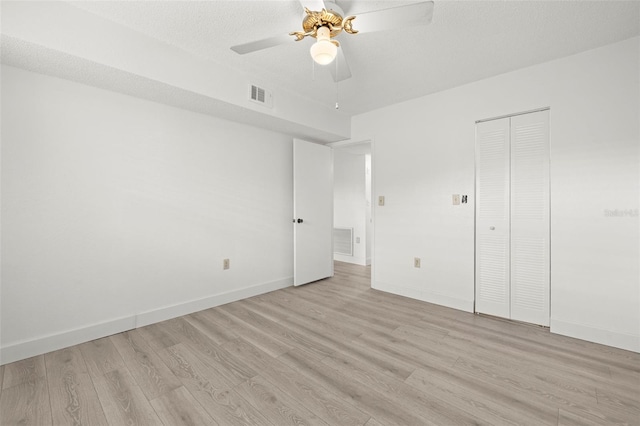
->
(333, 254), (367, 265)
(0, 315), (137, 365)
(550, 319), (639, 353)
(135, 277), (292, 327)
(0, 277), (293, 365)
(372, 280), (474, 313)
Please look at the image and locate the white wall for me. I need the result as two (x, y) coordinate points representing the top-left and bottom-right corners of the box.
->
(1, 65), (294, 364)
(352, 37), (639, 352)
(333, 149), (367, 265)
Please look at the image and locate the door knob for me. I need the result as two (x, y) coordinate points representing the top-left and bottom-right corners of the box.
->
(297, 218), (304, 223)
(489, 226), (495, 230)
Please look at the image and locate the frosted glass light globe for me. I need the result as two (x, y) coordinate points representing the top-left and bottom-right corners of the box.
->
(310, 26), (337, 65)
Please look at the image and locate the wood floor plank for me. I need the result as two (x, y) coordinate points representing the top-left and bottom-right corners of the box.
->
(162, 317), (258, 386)
(280, 348), (439, 426)
(322, 350), (480, 425)
(0, 378), (52, 426)
(0, 364), (4, 396)
(44, 346), (109, 426)
(197, 307), (293, 358)
(223, 337), (370, 426)
(92, 368), (163, 425)
(364, 418), (385, 426)
(334, 333), (419, 381)
(110, 329), (182, 401)
(185, 311), (240, 345)
(293, 283), (413, 328)
(257, 290), (382, 342)
(405, 365), (525, 425)
(443, 328), (613, 383)
(284, 288), (400, 334)
(78, 336), (126, 379)
(158, 343), (272, 426)
(136, 321), (182, 353)
(223, 299), (336, 357)
(608, 365), (640, 396)
(1, 354), (46, 389)
(392, 322), (450, 342)
(225, 295), (363, 344)
(355, 329), (457, 371)
(150, 386), (218, 426)
(235, 375), (329, 426)
(416, 362), (558, 425)
(557, 406), (636, 426)
(460, 338), (600, 403)
(454, 355), (600, 408)
(595, 388), (640, 419)
(453, 355), (635, 425)
(158, 343), (237, 393)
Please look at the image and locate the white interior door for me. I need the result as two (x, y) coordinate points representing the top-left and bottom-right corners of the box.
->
(510, 110), (550, 326)
(293, 139), (333, 286)
(475, 117), (511, 318)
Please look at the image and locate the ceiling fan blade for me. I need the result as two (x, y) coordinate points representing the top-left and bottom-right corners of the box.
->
(350, 1), (434, 34)
(329, 46), (352, 82)
(231, 34), (295, 54)
(298, 0), (326, 12)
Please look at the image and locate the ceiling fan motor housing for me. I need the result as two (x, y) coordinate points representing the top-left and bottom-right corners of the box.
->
(302, 7), (345, 38)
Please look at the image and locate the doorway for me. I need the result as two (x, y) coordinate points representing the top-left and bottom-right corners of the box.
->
(330, 141), (373, 272)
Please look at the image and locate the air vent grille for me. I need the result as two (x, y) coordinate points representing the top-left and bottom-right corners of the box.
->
(251, 85), (265, 103)
(249, 84), (272, 107)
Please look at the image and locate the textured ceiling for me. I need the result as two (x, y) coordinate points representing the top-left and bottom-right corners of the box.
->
(68, 0), (640, 116)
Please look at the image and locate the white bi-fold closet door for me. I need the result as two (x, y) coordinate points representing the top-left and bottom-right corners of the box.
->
(475, 109), (550, 326)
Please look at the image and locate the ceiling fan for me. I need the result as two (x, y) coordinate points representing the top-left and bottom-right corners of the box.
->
(230, 0), (435, 82)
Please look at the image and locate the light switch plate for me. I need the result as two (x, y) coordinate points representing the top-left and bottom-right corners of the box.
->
(378, 196), (385, 206)
(452, 194), (461, 205)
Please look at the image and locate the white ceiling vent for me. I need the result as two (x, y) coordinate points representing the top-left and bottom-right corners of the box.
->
(249, 84), (273, 108)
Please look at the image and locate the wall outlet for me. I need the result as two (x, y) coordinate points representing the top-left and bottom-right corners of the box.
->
(414, 257), (421, 268)
(223, 258), (230, 270)
(356, 237), (361, 244)
(452, 194), (461, 205)
(378, 196), (385, 206)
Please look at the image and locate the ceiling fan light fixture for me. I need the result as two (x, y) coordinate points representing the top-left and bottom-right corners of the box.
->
(310, 26), (337, 65)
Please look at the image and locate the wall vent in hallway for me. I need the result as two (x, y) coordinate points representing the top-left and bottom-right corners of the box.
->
(333, 227), (353, 256)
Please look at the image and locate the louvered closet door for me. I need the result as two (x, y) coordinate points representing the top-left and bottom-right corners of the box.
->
(475, 117), (511, 319)
(510, 110), (550, 326)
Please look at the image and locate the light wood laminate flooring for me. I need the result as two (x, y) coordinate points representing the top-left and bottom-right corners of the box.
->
(1, 262), (639, 425)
